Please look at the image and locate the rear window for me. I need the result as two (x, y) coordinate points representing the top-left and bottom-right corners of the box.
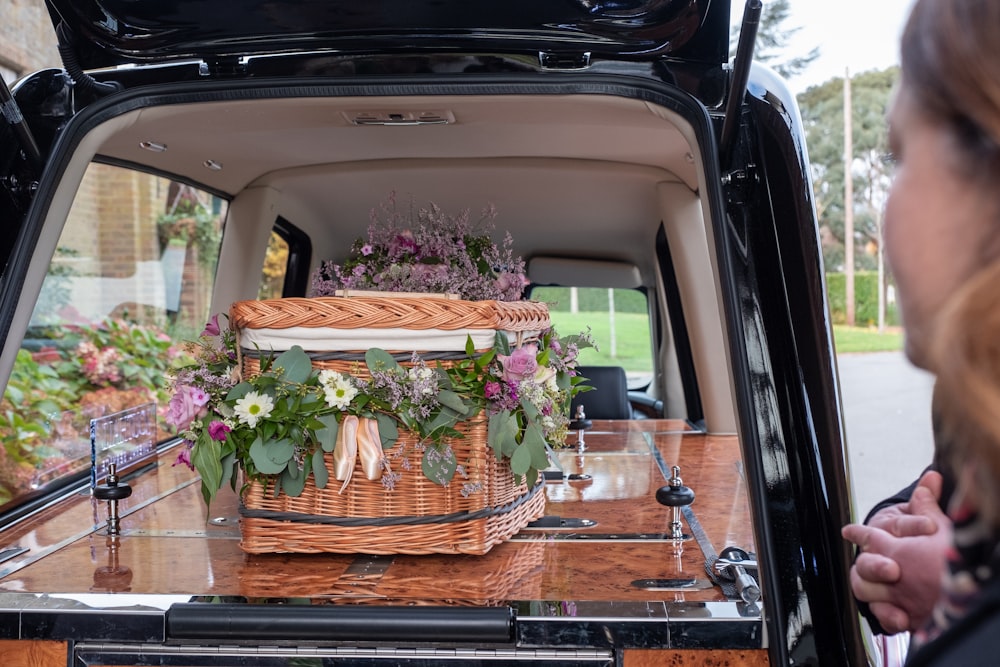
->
(532, 286), (654, 390)
(0, 163), (227, 509)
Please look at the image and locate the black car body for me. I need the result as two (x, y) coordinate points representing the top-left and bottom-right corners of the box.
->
(0, 1), (870, 665)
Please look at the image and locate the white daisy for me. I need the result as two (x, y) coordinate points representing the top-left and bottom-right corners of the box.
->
(323, 376), (358, 410)
(317, 369), (342, 387)
(233, 390), (275, 427)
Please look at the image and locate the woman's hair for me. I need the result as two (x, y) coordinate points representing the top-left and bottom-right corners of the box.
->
(906, 0), (1000, 525)
(931, 260), (1000, 525)
(901, 0), (1000, 180)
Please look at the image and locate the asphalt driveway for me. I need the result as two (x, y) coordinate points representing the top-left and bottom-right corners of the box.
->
(836, 351), (936, 517)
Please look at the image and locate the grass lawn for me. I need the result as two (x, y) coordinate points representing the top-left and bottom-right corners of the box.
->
(548, 310), (902, 363)
(832, 325), (904, 354)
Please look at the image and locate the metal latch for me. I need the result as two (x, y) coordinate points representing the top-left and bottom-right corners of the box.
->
(539, 51), (592, 70)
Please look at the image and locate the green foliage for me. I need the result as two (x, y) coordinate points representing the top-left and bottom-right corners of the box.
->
(826, 271), (900, 327)
(157, 200), (223, 269)
(730, 0), (819, 79)
(798, 67), (899, 271)
(0, 318), (179, 507)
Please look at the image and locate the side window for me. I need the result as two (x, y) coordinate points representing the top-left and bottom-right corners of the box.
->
(258, 231), (290, 299)
(0, 163), (227, 509)
(532, 286), (654, 390)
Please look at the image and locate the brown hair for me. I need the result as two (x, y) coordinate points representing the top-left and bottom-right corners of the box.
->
(902, 0), (1000, 180)
(904, 0), (1000, 524)
(931, 259), (1000, 525)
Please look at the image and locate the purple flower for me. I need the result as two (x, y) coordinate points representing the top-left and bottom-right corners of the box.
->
(201, 314), (221, 337)
(360, 244), (373, 256)
(208, 420), (231, 441)
(173, 443), (194, 470)
(165, 385), (208, 430)
(393, 230), (418, 255)
(484, 381), (501, 399)
(497, 344), (539, 383)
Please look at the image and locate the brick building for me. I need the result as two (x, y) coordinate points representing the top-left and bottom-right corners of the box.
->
(2, 2), (218, 331)
(0, 0), (61, 84)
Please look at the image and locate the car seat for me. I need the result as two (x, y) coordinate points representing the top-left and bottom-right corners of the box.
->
(571, 365), (632, 420)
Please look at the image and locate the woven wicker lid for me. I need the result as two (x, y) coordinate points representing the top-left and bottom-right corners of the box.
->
(229, 296), (550, 332)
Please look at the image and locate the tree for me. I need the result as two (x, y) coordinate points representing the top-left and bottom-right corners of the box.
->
(731, 0), (819, 79)
(798, 67), (898, 272)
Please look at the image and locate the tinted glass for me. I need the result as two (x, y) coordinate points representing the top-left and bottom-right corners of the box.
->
(533, 286), (653, 390)
(0, 163), (227, 509)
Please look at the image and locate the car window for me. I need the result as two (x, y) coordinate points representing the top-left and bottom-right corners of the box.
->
(532, 286), (654, 390)
(258, 230), (290, 299)
(0, 163), (227, 509)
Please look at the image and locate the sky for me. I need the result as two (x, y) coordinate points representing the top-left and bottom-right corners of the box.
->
(732, 0), (917, 94)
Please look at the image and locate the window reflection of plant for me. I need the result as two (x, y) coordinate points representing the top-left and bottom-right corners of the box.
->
(29, 246), (81, 329)
(0, 318), (184, 508)
(156, 199), (223, 271)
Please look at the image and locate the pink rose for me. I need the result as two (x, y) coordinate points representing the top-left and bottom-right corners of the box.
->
(497, 344), (539, 383)
(165, 385), (208, 431)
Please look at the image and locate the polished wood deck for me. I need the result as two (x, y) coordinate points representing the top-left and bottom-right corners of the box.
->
(0, 420), (755, 607)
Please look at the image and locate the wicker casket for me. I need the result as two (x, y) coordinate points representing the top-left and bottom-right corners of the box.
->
(228, 294), (551, 555)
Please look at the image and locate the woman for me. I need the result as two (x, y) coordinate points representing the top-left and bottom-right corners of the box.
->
(843, 0), (1000, 663)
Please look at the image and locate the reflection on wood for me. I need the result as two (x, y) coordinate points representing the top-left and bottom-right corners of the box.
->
(0, 640), (67, 667)
(623, 648), (769, 666)
(0, 420), (756, 607)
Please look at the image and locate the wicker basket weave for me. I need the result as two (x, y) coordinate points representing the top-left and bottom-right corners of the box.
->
(229, 295), (550, 555)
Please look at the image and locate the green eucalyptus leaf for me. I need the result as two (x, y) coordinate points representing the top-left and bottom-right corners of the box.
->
(315, 413), (340, 452)
(375, 413), (399, 449)
(520, 397), (540, 420)
(523, 423), (550, 470)
(219, 451), (237, 490)
(510, 443), (532, 476)
(488, 410), (514, 459)
(312, 452), (329, 489)
(273, 346), (313, 383)
(425, 408), (461, 436)
(437, 389), (469, 415)
(422, 445), (457, 485)
(365, 348), (401, 373)
(281, 465), (307, 497)
(249, 436), (294, 475)
(525, 467), (539, 489)
(225, 382), (253, 401)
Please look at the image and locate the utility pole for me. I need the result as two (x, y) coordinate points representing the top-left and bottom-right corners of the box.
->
(844, 68), (855, 326)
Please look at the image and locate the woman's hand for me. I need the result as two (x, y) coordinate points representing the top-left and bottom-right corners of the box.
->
(841, 471), (951, 634)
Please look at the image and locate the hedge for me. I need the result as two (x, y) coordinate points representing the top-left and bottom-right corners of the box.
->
(532, 279), (896, 327)
(531, 287), (647, 313)
(826, 271), (899, 327)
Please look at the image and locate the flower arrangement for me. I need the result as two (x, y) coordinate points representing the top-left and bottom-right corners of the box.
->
(167, 314), (593, 511)
(310, 192), (528, 301)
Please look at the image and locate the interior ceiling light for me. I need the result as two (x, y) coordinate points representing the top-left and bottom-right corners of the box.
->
(203, 159), (223, 171)
(139, 140), (167, 152)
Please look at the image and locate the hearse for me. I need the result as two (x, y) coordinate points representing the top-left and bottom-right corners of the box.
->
(0, 0), (873, 664)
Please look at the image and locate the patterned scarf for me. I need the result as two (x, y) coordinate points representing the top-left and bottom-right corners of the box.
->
(910, 492), (1000, 652)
